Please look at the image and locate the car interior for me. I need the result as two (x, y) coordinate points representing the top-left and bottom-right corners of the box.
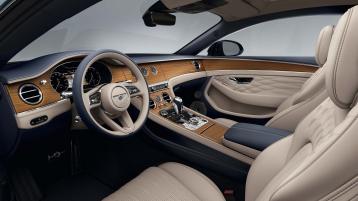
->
(0, 0), (358, 201)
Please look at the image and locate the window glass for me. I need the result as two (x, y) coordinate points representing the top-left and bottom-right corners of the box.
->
(0, 0), (9, 9)
(11, 0), (221, 62)
(199, 14), (340, 57)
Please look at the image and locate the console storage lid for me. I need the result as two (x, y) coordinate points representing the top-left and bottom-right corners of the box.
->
(223, 123), (291, 157)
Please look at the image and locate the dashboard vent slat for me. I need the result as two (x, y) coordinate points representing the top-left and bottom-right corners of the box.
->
(19, 84), (43, 105)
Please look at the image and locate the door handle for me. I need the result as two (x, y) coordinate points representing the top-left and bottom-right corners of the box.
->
(229, 77), (254, 84)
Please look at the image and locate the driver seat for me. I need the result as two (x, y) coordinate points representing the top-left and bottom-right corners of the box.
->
(103, 6), (358, 201)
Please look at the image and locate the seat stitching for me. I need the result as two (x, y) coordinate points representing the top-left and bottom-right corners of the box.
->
(267, 89), (326, 128)
(156, 166), (202, 201)
(269, 106), (358, 201)
(160, 163), (224, 200)
(317, 29), (325, 65)
(322, 176), (358, 201)
(331, 9), (353, 107)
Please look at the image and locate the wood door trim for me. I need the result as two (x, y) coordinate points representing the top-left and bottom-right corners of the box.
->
(202, 59), (318, 73)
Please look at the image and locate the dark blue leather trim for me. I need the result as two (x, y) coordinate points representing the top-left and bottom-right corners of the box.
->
(0, 83), (20, 158)
(0, 51), (91, 83)
(0, 51), (201, 84)
(224, 123), (291, 151)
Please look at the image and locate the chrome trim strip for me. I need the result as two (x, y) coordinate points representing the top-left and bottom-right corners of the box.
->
(19, 84), (43, 105)
(0, 0), (16, 16)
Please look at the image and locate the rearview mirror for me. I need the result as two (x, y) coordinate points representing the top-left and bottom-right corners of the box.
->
(143, 11), (176, 27)
(207, 40), (244, 56)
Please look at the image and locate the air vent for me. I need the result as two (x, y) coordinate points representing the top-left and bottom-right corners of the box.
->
(192, 61), (201, 71)
(162, 92), (171, 103)
(149, 98), (156, 109)
(19, 84), (43, 105)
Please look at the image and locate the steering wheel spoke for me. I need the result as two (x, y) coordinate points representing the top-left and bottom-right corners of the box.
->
(117, 111), (135, 131)
(98, 109), (134, 134)
(122, 81), (144, 97)
(84, 85), (103, 110)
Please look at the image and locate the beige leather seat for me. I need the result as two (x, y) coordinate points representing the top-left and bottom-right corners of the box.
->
(104, 6), (358, 201)
(217, 25), (334, 132)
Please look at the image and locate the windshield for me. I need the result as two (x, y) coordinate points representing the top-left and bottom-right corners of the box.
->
(10, 0), (221, 62)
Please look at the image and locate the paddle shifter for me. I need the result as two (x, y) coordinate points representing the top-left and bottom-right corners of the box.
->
(173, 96), (183, 115)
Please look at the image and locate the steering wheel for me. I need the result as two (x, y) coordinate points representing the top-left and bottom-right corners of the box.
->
(73, 50), (149, 137)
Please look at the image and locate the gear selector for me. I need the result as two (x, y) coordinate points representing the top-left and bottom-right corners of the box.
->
(173, 96), (183, 115)
(159, 96), (208, 131)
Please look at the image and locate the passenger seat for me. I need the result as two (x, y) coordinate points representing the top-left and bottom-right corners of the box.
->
(217, 25), (334, 132)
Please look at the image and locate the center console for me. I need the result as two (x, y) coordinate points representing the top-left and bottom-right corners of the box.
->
(158, 97), (209, 131)
(148, 87), (229, 144)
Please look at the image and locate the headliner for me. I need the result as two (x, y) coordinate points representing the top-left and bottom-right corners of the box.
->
(162, 0), (358, 21)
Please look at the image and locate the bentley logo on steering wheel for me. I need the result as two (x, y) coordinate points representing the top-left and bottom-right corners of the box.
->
(113, 93), (127, 101)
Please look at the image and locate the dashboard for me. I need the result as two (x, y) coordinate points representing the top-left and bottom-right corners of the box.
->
(2, 53), (317, 115)
(0, 51), (318, 159)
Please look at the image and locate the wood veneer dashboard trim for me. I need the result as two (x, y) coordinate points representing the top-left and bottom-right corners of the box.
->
(139, 60), (204, 85)
(6, 70), (61, 113)
(6, 58), (317, 114)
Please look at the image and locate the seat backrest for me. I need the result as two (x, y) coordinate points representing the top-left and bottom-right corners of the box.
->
(265, 26), (334, 131)
(246, 6), (358, 201)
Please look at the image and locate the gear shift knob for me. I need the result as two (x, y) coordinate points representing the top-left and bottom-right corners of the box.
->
(173, 96), (183, 115)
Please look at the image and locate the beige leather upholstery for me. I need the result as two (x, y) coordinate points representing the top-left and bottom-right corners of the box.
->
(104, 7), (358, 201)
(217, 25), (334, 132)
(246, 6), (358, 200)
(325, 8), (358, 109)
(103, 162), (225, 201)
(223, 138), (261, 158)
(264, 25), (334, 130)
(315, 25), (334, 66)
(216, 117), (237, 127)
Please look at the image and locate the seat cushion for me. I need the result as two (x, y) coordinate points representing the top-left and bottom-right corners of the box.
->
(103, 162), (225, 201)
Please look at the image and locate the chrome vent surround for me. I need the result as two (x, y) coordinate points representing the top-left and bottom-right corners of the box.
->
(149, 98), (156, 109)
(162, 92), (171, 103)
(192, 60), (201, 71)
(19, 84), (43, 105)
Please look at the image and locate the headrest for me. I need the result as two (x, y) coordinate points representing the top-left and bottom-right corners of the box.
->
(325, 6), (358, 109)
(315, 25), (334, 66)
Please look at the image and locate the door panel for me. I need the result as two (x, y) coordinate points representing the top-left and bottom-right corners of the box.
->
(204, 72), (310, 119)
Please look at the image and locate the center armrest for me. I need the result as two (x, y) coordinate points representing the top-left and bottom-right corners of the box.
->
(224, 123), (291, 152)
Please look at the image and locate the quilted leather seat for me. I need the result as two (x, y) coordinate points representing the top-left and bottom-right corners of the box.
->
(217, 25), (334, 131)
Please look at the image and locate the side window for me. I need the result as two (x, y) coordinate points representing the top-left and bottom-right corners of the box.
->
(199, 14), (340, 57)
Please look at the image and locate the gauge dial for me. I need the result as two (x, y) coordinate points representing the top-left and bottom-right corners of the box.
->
(50, 61), (112, 94)
(50, 72), (69, 93)
(140, 67), (148, 77)
(150, 66), (158, 75)
(85, 67), (102, 87)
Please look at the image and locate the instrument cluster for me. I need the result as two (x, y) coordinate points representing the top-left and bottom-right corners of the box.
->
(50, 61), (112, 94)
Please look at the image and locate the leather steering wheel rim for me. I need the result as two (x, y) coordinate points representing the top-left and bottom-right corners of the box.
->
(73, 50), (149, 137)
